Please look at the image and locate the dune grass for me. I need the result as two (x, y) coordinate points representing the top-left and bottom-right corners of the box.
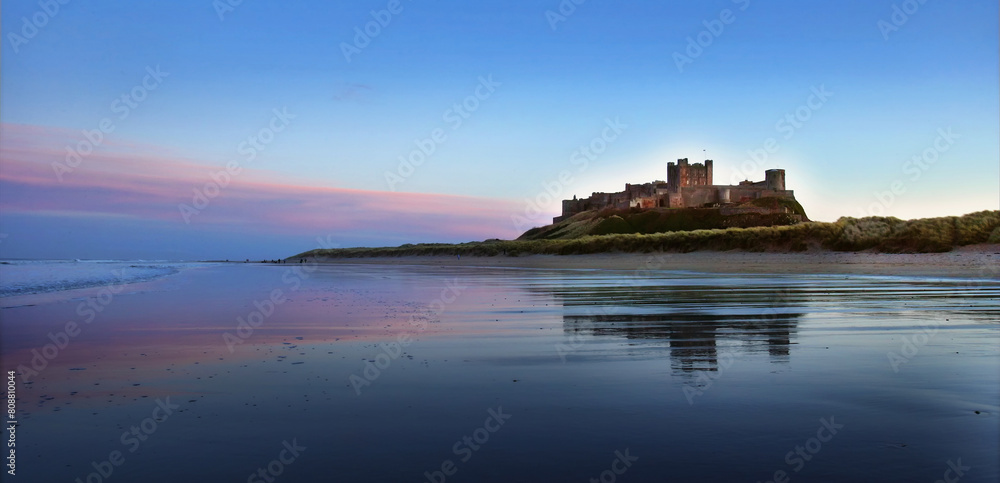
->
(292, 211), (1000, 259)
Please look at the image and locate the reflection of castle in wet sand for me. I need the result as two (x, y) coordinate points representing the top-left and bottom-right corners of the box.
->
(562, 312), (799, 375)
(546, 283), (803, 376)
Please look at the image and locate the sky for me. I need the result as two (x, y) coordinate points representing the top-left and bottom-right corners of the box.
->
(1, 0), (997, 260)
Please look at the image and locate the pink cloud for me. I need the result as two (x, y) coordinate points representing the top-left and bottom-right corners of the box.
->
(0, 123), (528, 243)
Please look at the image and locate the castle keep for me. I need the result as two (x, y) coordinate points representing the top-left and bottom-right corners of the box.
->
(555, 159), (796, 223)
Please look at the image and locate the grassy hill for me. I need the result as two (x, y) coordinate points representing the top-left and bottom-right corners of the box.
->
(520, 197), (809, 240)
(292, 210), (1000, 259)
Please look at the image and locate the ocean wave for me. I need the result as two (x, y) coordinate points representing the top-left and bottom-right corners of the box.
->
(0, 261), (207, 297)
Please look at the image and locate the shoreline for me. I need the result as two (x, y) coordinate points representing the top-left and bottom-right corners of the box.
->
(307, 245), (1000, 279)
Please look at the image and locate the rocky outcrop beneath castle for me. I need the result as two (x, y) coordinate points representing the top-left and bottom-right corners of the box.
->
(523, 196), (809, 241)
(719, 204), (800, 217)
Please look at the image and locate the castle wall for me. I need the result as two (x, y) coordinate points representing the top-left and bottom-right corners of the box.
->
(555, 165), (795, 222)
(679, 186), (719, 207)
(667, 192), (683, 208)
(631, 197), (660, 209)
(661, 186), (796, 208)
(727, 188), (794, 203)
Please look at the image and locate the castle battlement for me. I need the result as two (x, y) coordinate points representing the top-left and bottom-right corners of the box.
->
(554, 159), (795, 223)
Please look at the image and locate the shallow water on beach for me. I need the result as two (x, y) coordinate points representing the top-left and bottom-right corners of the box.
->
(0, 259), (208, 298)
(1, 262), (998, 482)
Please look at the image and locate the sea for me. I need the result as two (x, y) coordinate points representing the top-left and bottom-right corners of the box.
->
(0, 259), (211, 298)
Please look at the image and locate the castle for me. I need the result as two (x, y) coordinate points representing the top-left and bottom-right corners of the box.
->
(555, 159), (796, 223)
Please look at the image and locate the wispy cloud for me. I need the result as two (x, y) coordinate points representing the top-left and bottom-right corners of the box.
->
(0, 123), (524, 244)
(332, 82), (374, 102)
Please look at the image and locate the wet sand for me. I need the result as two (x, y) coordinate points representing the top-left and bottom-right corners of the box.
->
(2, 261), (998, 482)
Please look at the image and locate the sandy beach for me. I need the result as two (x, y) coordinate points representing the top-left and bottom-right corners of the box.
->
(310, 244), (1000, 279)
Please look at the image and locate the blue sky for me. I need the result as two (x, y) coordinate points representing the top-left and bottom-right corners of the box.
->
(1, 0), (997, 259)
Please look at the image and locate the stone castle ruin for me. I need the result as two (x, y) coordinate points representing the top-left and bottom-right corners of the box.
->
(555, 159), (797, 223)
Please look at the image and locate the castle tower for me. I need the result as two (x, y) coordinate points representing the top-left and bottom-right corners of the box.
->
(718, 187), (730, 203)
(668, 158), (714, 189)
(764, 169), (785, 191)
(667, 158), (689, 190)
